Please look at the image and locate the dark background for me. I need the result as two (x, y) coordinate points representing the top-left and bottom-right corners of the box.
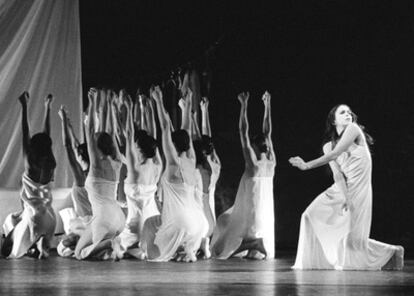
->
(79, 1), (414, 256)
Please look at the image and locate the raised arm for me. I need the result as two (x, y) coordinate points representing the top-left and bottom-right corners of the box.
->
(179, 89), (196, 161)
(151, 86), (178, 165)
(289, 123), (362, 170)
(43, 94), (53, 135)
(238, 92), (256, 168)
(58, 106), (84, 185)
(262, 91), (276, 162)
(18, 92), (30, 155)
(145, 97), (157, 139)
(85, 88), (99, 165)
(109, 91), (125, 162)
(200, 97), (220, 166)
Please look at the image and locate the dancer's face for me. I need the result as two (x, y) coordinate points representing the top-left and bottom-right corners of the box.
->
(334, 105), (353, 127)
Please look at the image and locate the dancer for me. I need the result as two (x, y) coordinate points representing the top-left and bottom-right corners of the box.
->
(56, 106), (92, 257)
(146, 86), (208, 262)
(211, 91), (276, 260)
(1, 92), (57, 259)
(289, 104), (404, 270)
(115, 93), (162, 259)
(191, 97), (221, 249)
(74, 88), (125, 260)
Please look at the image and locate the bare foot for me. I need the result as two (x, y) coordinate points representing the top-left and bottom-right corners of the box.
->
(200, 237), (211, 259)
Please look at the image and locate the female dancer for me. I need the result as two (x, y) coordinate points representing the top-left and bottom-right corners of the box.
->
(2, 92), (56, 259)
(115, 93), (162, 259)
(191, 97), (221, 253)
(74, 88), (125, 260)
(289, 104), (404, 270)
(56, 106), (92, 257)
(211, 91), (276, 260)
(147, 86), (208, 262)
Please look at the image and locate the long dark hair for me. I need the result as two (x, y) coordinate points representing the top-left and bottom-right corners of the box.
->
(322, 104), (374, 149)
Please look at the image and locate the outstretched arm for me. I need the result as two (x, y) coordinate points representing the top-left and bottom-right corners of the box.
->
(289, 123), (362, 170)
(151, 86), (178, 165)
(85, 88), (99, 165)
(43, 94), (53, 135)
(200, 97), (220, 165)
(262, 91), (276, 162)
(58, 106), (84, 185)
(18, 92), (30, 156)
(179, 90), (196, 161)
(238, 92), (256, 168)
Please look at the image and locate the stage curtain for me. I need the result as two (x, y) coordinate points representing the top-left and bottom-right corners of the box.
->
(0, 0), (82, 189)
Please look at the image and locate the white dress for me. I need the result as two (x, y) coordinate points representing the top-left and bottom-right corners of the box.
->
(293, 145), (403, 270)
(149, 173), (209, 261)
(118, 183), (159, 256)
(2, 173), (56, 258)
(75, 176), (125, 259)
(211, 160), (275, 259)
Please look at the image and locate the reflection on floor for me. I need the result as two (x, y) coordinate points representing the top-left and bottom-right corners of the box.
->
(0, 254), (413, 296)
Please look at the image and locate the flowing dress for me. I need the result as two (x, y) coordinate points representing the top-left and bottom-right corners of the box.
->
(2, 173), (56, 258)
(117, 183), (159, 256)
(147, 171), (209, 261)
(211, 160), (275, 259)
(75, 176), (125, 259)
(293, 145), (403, 270)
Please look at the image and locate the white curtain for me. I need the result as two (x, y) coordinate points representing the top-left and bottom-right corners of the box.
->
(0, 0), (82, 189)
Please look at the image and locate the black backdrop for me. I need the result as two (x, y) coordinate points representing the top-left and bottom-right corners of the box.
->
(80, 1), (414, 256)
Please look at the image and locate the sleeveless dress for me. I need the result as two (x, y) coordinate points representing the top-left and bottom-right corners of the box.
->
(147, 161), (209, 261)
(2, 173), (56, 258)
(75, 176), (126, 259)
(211, 160), (275, 259)
(117, 183), (159, 256)
(293, 145), (403, 270)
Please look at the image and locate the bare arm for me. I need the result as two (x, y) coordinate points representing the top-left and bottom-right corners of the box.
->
(18, 92), (30, 156)
(43, 94), (53, 135)
(85, 89), (99, 165)
(58, 106), (84, 184)
(238, 92), (256, 168)
(180, 90), (196, 161)
(151, 86), (178, 165)
(109, 93), (125, 162)
(289, 123), (362, 170)
(200, 97), (220, 165)
(262, 91), (276, 163)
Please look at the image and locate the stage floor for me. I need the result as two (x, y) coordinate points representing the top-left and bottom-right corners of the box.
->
(0, 254), (413, 296)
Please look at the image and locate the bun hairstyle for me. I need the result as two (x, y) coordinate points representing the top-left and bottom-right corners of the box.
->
(172, 129), (190, 153)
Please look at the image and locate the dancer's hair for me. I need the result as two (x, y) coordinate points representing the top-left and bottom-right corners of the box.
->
(193, 135), (214, 165)
(134, 129), (157, 159)
(96, 132), (115, 157)
(323, 104), (374, 149)
(251, 133), (269, 153)
(30, 133), (53, 156)
(172, 129), (190, 153)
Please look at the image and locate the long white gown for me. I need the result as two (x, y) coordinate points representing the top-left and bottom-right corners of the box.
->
(2, 173), (56, 258)
(211, 159), (275, 259)
(117, 183), (159, 257)
(149, 173), (209, 262)
(293, 145), (403, 270)
(75, 176), (125, 260)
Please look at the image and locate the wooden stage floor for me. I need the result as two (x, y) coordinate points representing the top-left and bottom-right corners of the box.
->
(0, 254), (413, 296)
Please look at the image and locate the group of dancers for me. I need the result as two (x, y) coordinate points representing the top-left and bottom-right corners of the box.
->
(0, 85), (404, 270)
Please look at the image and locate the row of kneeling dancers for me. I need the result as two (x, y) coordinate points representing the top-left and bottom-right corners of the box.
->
(0, 88), (404, 270)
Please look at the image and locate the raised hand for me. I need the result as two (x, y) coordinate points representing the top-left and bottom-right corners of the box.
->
(44, 94), (54, 107)
(58, 105), (67, 120)
(88, 88), (97, 103)
(289, 156), (308, 170)
(200, 97), (209, 112)
(262, 91), (271, 104)
(150, 86), (163, 102)
(18, 91), (29, 105)
(238, 92), (249, 105)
